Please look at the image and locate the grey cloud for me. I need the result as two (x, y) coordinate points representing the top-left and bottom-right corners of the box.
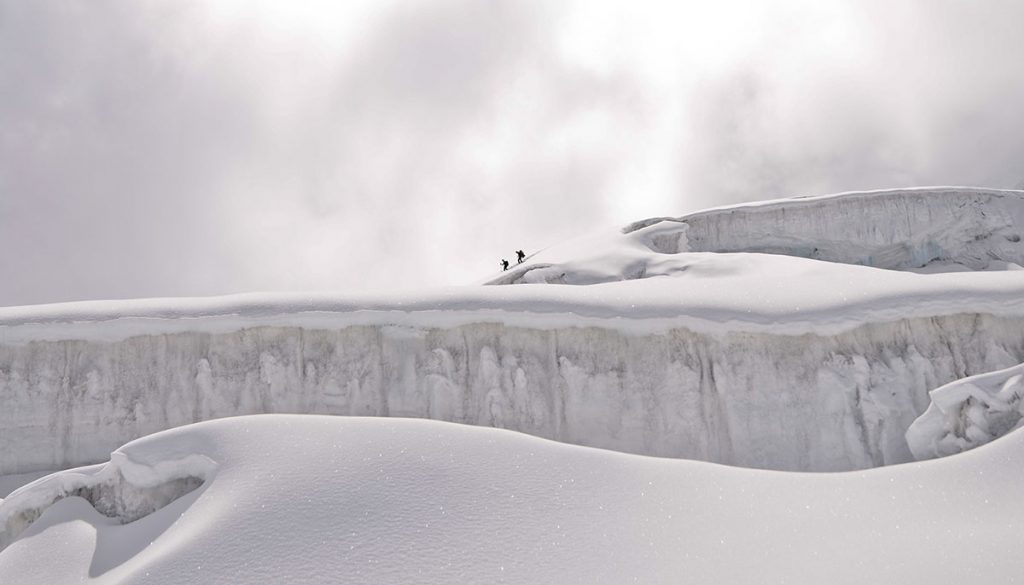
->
(679, 0), (1024, 209)
(5, 0), (1024, 306)
(0, 1), (265, 305)
(240, 0), (650, 290)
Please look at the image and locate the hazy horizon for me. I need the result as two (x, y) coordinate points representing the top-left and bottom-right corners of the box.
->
(4, 0), (1024, 306)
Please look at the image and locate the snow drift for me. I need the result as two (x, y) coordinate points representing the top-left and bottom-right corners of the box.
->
(3, 414), (1024, 584)
(907, 362), (1024, 460)
(644, 187), (1024, 269)
(2, 187), (1024, 480)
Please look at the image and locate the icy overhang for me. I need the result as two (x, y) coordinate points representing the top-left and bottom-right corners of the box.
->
(492, 187), (1024, 285)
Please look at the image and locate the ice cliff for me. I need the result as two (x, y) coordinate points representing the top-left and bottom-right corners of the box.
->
(3, 187), (1024, 476)
(0, 451), (212, 552)
(906, 362), (1024, 460)
(645, 187), (1024, 269)
(489, 187), (1024, 285)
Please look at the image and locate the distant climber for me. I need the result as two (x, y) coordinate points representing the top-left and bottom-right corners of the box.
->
(516, 249), (526, 264)
(500, 259), (509, 271)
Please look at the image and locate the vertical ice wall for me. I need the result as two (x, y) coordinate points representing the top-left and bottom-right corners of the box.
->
(906, 362), (1024, 460)
(3, 313), (1023, 475)
(629, 188), (1024, 270)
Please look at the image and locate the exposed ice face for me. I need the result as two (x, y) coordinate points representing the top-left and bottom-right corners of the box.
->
(0, 451), (213, 553)
(6, 415), (1024, 585)
(2, 313), (1022, 476)
(906, 363), (1024, 460)
(491, 187), (1024, 285)
(2, 187), (1023, 480)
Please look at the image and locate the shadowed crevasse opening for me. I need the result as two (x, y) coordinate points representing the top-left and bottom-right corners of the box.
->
(0, 458), (211, 553)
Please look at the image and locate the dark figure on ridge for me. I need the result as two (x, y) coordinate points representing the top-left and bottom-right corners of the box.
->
(516, 249), (526, 264)
(500, 259), (509, 271)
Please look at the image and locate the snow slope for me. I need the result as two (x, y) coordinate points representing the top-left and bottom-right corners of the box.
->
(488, 187), (1024, 285)
(2, 262), (1024, 476)
(2, 414), (1024, 584)
(2, 187), (1024, 480)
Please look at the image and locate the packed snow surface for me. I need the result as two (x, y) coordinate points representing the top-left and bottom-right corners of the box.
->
(2, 415), (1024, 584)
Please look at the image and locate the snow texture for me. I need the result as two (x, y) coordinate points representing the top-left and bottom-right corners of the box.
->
(2, 312), (1023, 477)
(3, 414), (1024, 584)
(906, 362), (1024, 460)
(2, 187), (1024, 479)
(490, 187), (1024, 285)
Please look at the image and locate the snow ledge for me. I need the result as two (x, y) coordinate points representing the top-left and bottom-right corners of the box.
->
(0, 452), (216, 552)
(906, 363), (1024, 460)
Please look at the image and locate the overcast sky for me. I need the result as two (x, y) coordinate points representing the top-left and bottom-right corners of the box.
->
(3, 0), (1024, 306)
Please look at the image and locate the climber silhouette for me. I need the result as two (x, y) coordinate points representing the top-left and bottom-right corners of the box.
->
(516, 249), (525, 264)
(500, 259), (509, 271)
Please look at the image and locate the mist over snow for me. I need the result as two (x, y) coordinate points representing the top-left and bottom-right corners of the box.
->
(5, 0), (1024, 305)
(5, 2), (1024, 582)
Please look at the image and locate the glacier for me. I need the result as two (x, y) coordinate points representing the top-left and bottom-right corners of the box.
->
(3, 187), (1024, 479)
(2, 311), (1024, 476)
(489, 187), (1024, 285)
(633, 187), (1024, 270)
(906, 362), (1024, 460)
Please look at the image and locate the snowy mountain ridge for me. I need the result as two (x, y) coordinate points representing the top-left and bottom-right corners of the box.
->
(490, 186), (1024, 285)
(3, 187), (1024, 583)
(1, 187), (1024, 479)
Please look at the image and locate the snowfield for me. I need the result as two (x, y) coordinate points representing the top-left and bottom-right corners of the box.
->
(2, 415), (1024, 584)
(2, 187), (1024, 581)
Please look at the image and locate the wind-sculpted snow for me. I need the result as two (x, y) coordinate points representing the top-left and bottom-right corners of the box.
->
(0, 451), (213, 554)
(906, 363), (1024, 460)
(3, 415), (1024, 584)
(491, 187), (1024, 285)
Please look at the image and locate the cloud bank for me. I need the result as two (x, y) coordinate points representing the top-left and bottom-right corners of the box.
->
(2, 0), (1024, 305)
